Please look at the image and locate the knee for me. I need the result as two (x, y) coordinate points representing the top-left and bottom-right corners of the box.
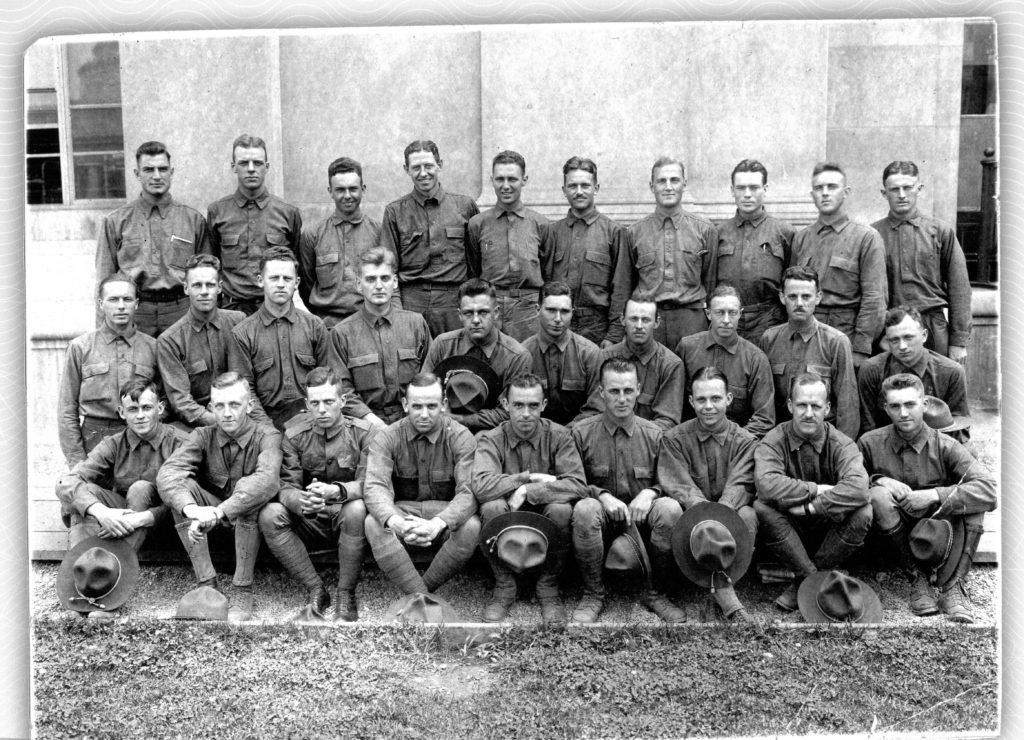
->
(544, 503), (572, 532)
(364, 513), (386, 540)
(737, 505), (758, 540)
(126, 480), (158, 510)
(843, 503), (873, 540)
(341, 499), (367, 534)
(256, 504), (287, 533)
(452, 515), (481, 547)
(571, 498), (603, 533)
(479, 499), (509, 524)
(649, 497), (683, 529)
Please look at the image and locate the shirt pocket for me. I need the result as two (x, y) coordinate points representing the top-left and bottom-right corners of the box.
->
(826, 254), (859, 295)
(253, 355), (275, 374)
(315, 252), (341, 289)
(397, 347), (421, 385)
(295, 353), (317, 369)
(133, 362), (155, 380)
(119, 231), (146, 265)
(632, 465), (654, 488)
(442, 225), (466, 264)
(187, 358), (209, 378)
(771, 362), (788, 398)
(401, 230), (426, 268)
(167, 234), (195, 280)
(218, 233), (244, 269)
(80, 361), (111, 402)
(348, 352), (384, 391)
(588, 464), (612, 488)
(265, 230), (290, 250)
(430, 468), (457, 500)
(562, 378), (586, 392)
(727, 382), (750, 417)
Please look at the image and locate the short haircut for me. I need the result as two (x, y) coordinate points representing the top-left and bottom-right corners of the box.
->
(120, 379), (160, 404)
(881, 372), (925, 398)
(625, 291), (658, 315)
(781, 266), (820, 291)
(539, 281), (573, 305)
(884, 305), (925, 331)
(184, 253), (222, 278)
(232, 134), (267, 160)
(651, 155), (685, 182)
(404, 140), (441, 166)
(304, 367), (343, 396)
(359, 247), (398, 275)
(98, 272), (138, 300)
(506, 373), (544, 395)
(812, 161), (845, 179)
(599, 357), (638, 385)
(882, 160), (919, 183)
(562, 156), (598, 182)
(135, 141), (170, 165)
(690, 366), (729, 392)
(458, 278), (497, 303)
(706, 284), (742, 307)
(731, 159), (768, 185)
(407, 371), (442, 394)
(327, 156), (363, 183)
(211, 371), (251, 394)
(790, 371), (827, 396)
(492, 150), (526, 174)
(259, 246), (298, 274)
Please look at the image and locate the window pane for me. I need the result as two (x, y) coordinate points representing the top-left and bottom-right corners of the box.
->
(27, 156), (63, 205)
(73, 153), (125, 200)
(69, 107), (124, 152)
(27, 128), (60, 155)
(962, 21), (996, 115)
(27, 89), (58, 125)
(66, 42), (121, 106)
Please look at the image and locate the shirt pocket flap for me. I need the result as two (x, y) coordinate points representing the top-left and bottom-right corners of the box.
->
(220, 233), (241, 247)
(349, 353), (380, 368)
(397, 348), (419, 361)
(266, 232), (289, 247)
(716, 240), (736, 256)
(316, 252), (340, 266)
(590, 464), (610, 478)
(562, 378), (586, 391)
(807, 364), (831, 378)
(133, 363), (154, 378)
(445, 226), (465, 239)
(253, 356), (275, 373)
(82, 362), (110, 378)
(728, 383), (748, 400)
(632, 466), (653, 479)
(636, 250), (658, 268)
(771, 363), (787, 376)
(296, 353), (316, 367)
(430, 468), (453, 482)
(188, 359), (209, 374)
(585, 249), (612, 266)
(831, 256), (858, 273)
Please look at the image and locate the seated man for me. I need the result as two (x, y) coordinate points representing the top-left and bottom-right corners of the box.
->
(754, 372), (872, 611)
(258, 368), (377, 622)
(363, 372), (480, 599)
(472, 374), (588, 624)
(570, 358), (685, 624)
(157, 372), (283, 621)
(858, 374), (996, 623)
(657, 367), (758, 621)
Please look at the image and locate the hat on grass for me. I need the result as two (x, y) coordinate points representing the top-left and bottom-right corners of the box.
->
(479, 511), (560, 573)
(174, 585), (229, 621)
(605, 522), (651, 582)
(671, 501), (754, 590)
(433, 355), (501, 414)
(923, 396), (971, 434)
(798, 571), (883, 624)
(909, 517), (967, 589)
(384, 592), (460, 625)
(56, 536), (139, 614)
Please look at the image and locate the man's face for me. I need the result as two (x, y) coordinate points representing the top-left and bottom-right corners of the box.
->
(491, 163), (527, 208)
(232, 145), (269, 192)
(885, 315), (928, 368)
(537, 294), (573, 341)
(623, 300), (659, 349)
(328, 171), (364, 216)
(690, 377), (732, 431)
(98, 280), (138, 331)
(705, 294), (742, 341)
(403, 381), (445, 435)
(118, 388), (163, 438)
(405, 150), (442, 196)
(650, 163), (685, 209)
(731, 170), (767, 217)
(883, 385), (927, 437)
(459, 293), (497, 344)
(599, 369), (638, 422)
(788, 381), (830, 438)
(881, 173), (922, 217)
(209, 381), (254, 435)
(502, 385), (546, 438)
(258, 259), (299, 306)
(184, 265), (221, 314)
(135, 153), (173, 198)
(780, 279), (821, 324)
(562, 169), (598, 214)
(305, 382), (345, 430)
(810, 169), (849, 217)
(358, 262), (397, 308)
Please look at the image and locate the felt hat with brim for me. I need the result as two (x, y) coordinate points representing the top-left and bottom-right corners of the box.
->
(924, 396), (971, 433)
(479, 511), (560, 573)
(174, 585), (229, 621)
(433, 355), (501, 414)
(56, 536), (139, 613)
(909, 517), (966, 589)
(605, 522), (651, 581)
(798, 570), (883, 624)
(671, 501), (754, 589)
(384, 592), (461, 625)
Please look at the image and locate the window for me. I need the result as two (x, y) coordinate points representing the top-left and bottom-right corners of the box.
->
(961, 21), (996, 116)
(26, 88), (62, 204)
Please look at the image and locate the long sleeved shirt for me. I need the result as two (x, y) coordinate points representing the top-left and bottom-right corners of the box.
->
(754, 421), (869, 521)
(466, 204), (558, 289)
(674, 330), (775, 438)
(759, 318), (859, 440)
(872, 210), (972, 347)
(628, 207), (717, 306)
(549, 207), (631, 342)
(657, 419), (757, 510)
(298, 210), (381, 320)
(378, 185), (480, 285)
(791, 215), (888, 355)
(207, 189), (302, 302)
(330, 305), (431, 422)
(156, 420), (282, 519)
(520, 330), (601, 427)
(570, 414), (661, 502)
(472, 419), (587, 506)
(580, 339), (684, 430)
(857, 349), (970, 434)
(157, 308), (246, 426)
(711, 209), (794, 309)
(58, 325), (159, 466)
(364, 416), (477, 531)
(858, 424), (996, 518)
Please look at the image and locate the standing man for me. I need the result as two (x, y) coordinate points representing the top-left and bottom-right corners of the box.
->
(467, 150), (558, 342)
(298, 157), (381, 329)
(229, 247), (333, 431)
(208, 133), (302, 316)
(59, 273), (159, 468)
(675, 285), (775, 438)
(760, 267), (858, 440)
(95, 140), (210, 337)
(157, 254), (246, 429)
(363, 373), (480, 599)
(520, 282), (601, 426)
(791, 161), (887, 367)
(712, 158), (794, 344)
(628, 156), (717, 349)
(549, 156), (631, 347)
(872, 160), (972, 362)
(379, 140), (480, 337)
(331, 248), (431, 429)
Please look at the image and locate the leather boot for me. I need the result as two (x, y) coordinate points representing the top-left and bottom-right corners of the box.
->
(535, 548), (566, 626)
(228, 585), (255, 622)
(483, 560), (518, 622)
(570, 542), (606, 624)
(291, 583), (330, 622)
(764, 530), (817, 611)
(813, 526), (863, 571)
(175, 520), (217, 583)
(712, 585), (750, 622)
(643, 549), (685, 623)
(938, 577), (974, 624)
(334, 588), (358, 622)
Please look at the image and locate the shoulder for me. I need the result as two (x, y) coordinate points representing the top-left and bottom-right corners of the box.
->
(628, 213), (658, 231)
(728, 420), (758, 445)
(653, 343), (682, 367)
(134, 332), (158, 352)
(817, 322), (850, 343)
(393, 308), (430, 332)
(634, 415), (664, 438)
(496, 332), (529, 356)
(571, 332), (601, 354)
(68, 330), (100, 353)
(929, 350), (965, 375)
(543, 418), (573, 441)
(857, 426), (890, 449)
(763, 214), (797, 236)
(284, 415), (315, 440)
(663, 418), (699, 443)
(207, 194), (237, 211)
(383, 192), (414, 210)
(736, 335), (769, 360)
(267, 194), (301, 215)
(571, 414), (602, 436)
(253, 423), (284, 445)
(759, 423), (789, 449)
(824, 423), (858, 451)
(431, 329), (462, 349)
(444, 418), (476, 447)
(680, 209), (715, 229)
(846, 220), (884, 244)
(103, 201), (135, 222)
(232, 312), (260, 337)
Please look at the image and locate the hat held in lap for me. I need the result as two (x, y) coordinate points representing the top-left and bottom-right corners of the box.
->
(671, 501), (753, 590)
(909, 517), (966, 589)
(479, 511), (560, 573)
(433, 355), (501, 414)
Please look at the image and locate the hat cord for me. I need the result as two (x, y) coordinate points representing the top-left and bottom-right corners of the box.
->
(70, 568), (122, 610)
(708, 570), (732, 594)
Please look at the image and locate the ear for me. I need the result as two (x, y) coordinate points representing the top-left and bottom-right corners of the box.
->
(157, 400), (166, 416)
(500, 395), (510, 413)
(117, 404), (127, 421)
(725, 391), (734, 407)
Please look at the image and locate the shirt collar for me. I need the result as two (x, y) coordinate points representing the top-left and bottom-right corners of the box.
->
(137, 194), (173, 219)
(359, 303), (394, 329)
(704, 330), (739, 354)
(623, 339), (658, 364)
(885, 209), (923, 228)
(99, 323), (137, 344)
(233, 189), (270, 208)
(459, 329), (499, 357)
(330, 209), (364, 226)
(601, 414), (635, 438)
(412, 183), (446, 207)
(496, 203), (526, 219)
(566, 206), (599, 226)
(814, 214), (851, 234)
(188, 307), (224, 332)
(787, 421), (827, 453)
(216, 418), (256, 449)
(258, 303), (296, 325)
(787, 316), (819, 342)
(888, 423), (930, 454)
(887, 350), (931, 377)
(536, 329), (572, 354)
(655, 206), (683, 227)
(734, 208), (767, 228)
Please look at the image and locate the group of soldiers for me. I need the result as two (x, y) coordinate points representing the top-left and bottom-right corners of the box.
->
(54, 135), (995, 627)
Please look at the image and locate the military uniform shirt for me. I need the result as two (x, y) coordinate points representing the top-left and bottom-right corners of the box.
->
(857, 349), (970, 434)
(657, 418), (757, 510)
(570, 414), (661, 502)
(298, 210), (381, 320)
(521, 329), (601, 426)
(466, 204), (558, 289)
(628, 207), (717, 306)
(712, 208), (794, 309)
(580, 339), (684, 431)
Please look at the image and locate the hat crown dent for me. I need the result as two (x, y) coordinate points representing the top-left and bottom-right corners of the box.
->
(689, 520), (737, 572)
(72, 547), (122, 602)
(397, 594), (446, 624)
(923, 395), (955, 430)
(815, 571), (866, 623)
(909, 518), (954, 567)
(495, 525), (549, 571)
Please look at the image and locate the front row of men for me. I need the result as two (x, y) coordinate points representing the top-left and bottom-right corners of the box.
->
(58, 356), (994, 625)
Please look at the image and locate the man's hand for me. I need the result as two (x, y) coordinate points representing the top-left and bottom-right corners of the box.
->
(509, 485), (529, 512)
(949, 345), (968, 365)
(406, 517), (447, 547)
(815, 484), (834, 496)
(89, 504), (135, 539)
(599, 492), (630, 524)
(853, 351), (870, 369)
(306, 480), (342, 504)
(386, 514), (420, 541)
(299, 488), (327, 517)
(628, 489), (658, 525)
(876, 476), (912, 498)
(121, 510), (154, 531)
(182, 504), (222, 543)
(528, 473), (557, 484)
(894, 488), (940, 517)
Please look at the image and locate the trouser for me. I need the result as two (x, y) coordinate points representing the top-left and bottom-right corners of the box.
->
(135, 295), (189, 338)
(920, 308), (952, 358)
(754, 499), (872, 574)
(65, 480), (167, 550)
(655, 303), (707, 350)
(737, 301), (786, 346)
(400, 282), (461, 337)
(171, 481), (262, 587)
(266, 400), (309, 432)
(258, 499), (367, 592)
(571, 307), (611, 346)
(220, 294), (263, 317)
(815, 306), (872, 356)
(80, 417), (126, 458)
(479, 498), (572, 591)
(364, 500), (481, 593)
(493, 289), (540, 342)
